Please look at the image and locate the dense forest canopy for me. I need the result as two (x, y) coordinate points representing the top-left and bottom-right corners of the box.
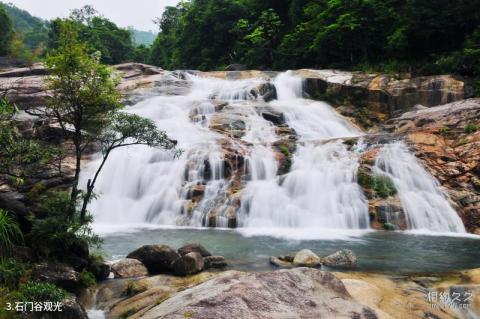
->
(150, 0), (480, 77)
(0, 0), (479, 86)
(0, 2), (152, 64)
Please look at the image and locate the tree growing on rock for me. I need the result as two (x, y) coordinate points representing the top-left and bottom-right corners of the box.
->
(40, 22), (177, 223)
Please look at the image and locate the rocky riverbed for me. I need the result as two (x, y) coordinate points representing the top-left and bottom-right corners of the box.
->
(82, 255), (480, 319)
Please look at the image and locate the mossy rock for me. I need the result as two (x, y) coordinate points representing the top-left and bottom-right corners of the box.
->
(383, 223), (396, 231)
(357, 169), (396, 199)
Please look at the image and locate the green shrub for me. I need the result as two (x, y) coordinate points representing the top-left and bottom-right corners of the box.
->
(464, 123), (478, 134)
(0, 258), (27, 289)
(19, 281), (68, 302)
(80, 270), (96, 288)
(372, 175), (397, 198)
(0, 209), (23, 254)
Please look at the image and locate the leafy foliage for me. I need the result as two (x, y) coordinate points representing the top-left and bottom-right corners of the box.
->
(80, 270), (96, 288)
(0, 209), (23, 255)
(18, 281), (68, 302)
(1, 1), (49, 51)
(48, 6), (136, 64)
(0, 98), (63, 181)
(464, 123), (478, 134)
(0, 4), (13, 55)
(357, 170), (397, 199)
(28, 192), (101, 258)
(0, 258), (27, 289)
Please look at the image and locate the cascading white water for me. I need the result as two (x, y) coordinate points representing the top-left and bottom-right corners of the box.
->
(83, 70), (466, 237)
(374, 142), (465, 233)
(238, 73), (369, 235)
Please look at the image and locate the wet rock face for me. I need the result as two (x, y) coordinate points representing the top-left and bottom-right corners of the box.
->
(110, 258), (148, 278)
(140, 268), (377, 319)
(127, 245), (181, 274)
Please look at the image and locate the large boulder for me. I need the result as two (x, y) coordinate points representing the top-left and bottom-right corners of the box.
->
(127, 244), (181, 274)
(323, 249), (357, 268)
(177, 243), (211, 257)
(171, 252), (204, 276)
(293, 249), (321, 267)
(31, 263), (81, 293)
(140, 268), (378, 319)
(110, 258), (148, 278)
(204, 256), (227, 269)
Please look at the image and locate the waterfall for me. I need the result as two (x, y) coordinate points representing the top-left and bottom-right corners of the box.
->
(238, 72), (369, 235)
(82, 70), (466, 237)
(374, 142), (465, 233)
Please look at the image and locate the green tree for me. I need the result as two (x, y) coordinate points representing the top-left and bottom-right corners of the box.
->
(48, 6), (135, 64)
(41, 23), (177, 222)
(237, 9), (283, 67)
(0, 5), (13, 56)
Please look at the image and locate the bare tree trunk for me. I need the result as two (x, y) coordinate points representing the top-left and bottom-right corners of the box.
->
(68, 143), (82, 221)
(79, 149), (111, 223)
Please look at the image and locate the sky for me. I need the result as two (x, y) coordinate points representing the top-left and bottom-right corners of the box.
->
(6, 0), (179, 31)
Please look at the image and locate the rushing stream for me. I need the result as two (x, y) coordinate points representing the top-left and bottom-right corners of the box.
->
(81, 70), (475, 273)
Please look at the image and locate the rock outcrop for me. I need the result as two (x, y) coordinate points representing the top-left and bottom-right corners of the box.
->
(293, 69), (466, 115)
(93, 265), (480, 319)
(391, 98), (480, 233)
(140, 268), (377, 319)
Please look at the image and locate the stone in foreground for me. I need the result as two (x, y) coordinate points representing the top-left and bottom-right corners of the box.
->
(110, 258), (148, 278)
(171, 252), (204, 276)
(323, 249), (357, 268)
(293, 249), (321, 267)
(127, 244), (180, 274)
(140, 268), (378, 319)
